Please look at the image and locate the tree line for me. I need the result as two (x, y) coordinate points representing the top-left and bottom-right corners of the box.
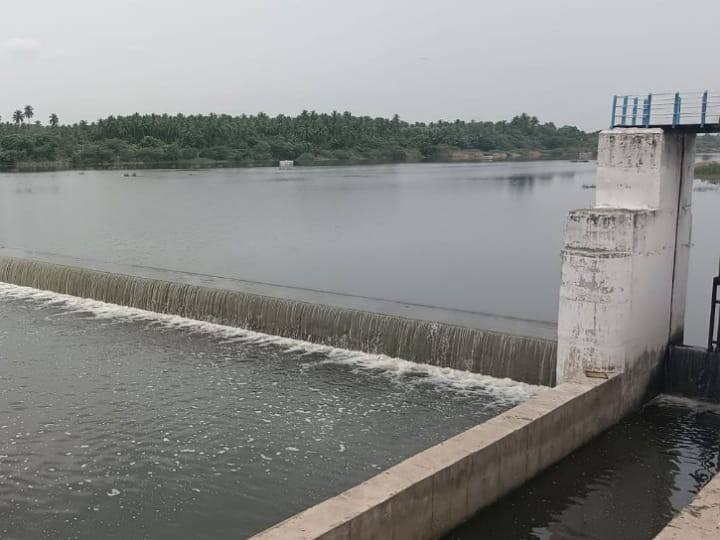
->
(697, 134), (720, 153)
(6, 105), (59, 128)
(0, 109), (597, 170)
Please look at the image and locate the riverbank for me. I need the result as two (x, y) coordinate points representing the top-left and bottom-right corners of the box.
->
(5, 149), (591, 173)
(0, 111), (597, 172)
(695, 161), (720, 183)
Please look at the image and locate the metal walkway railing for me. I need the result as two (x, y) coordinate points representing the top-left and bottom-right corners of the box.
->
(611, 91), (720, 132)
(710, 275), (720, 352)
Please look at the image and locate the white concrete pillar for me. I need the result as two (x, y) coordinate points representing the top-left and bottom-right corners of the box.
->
(557, 128), (695, 385)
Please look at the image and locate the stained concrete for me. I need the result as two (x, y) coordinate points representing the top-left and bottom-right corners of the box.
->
(557, 129), (695, 383)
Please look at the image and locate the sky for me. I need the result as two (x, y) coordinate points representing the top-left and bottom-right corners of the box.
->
(1, 0), (718, 131)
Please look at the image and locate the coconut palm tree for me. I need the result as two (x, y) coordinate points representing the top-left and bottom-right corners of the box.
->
(49, 113), (59, 127)
(24, 104), (34, 124)
(12, 110), (24, 126)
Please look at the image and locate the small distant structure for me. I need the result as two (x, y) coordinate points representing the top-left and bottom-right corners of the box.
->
(571, 151), (593, 163)
(279, 160), (294, 170)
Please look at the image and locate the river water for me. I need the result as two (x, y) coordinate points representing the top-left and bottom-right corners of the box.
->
(1, 162), (719, 539)
(0, 161), (717, 346)
(0, 284), (533, 539)
(448, 395), (720, 540)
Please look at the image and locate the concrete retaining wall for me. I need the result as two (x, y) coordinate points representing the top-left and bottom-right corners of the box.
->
(252, 374), (638, 540)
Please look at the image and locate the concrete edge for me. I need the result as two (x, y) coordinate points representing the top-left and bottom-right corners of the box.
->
(250, 375), (625, 540)
(654, 472), (720, 539)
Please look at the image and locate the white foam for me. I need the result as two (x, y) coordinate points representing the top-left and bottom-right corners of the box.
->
(0, 282), (539, 402)
(649, 394), (720, 413)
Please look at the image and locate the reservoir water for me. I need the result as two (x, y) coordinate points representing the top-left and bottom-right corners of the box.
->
(1, 162), (719, 539)
(0, 284), (533, 539)
(0, 161), (717, 346)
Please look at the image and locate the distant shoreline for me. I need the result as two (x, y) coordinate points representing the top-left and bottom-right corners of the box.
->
(695, 161), (720, 184)
(0, 111), (597, 173)
(1, 150), (592, 174)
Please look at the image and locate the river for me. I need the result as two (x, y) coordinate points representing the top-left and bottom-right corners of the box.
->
(0, 284), (532, 538)
(0, 161), (718, 345)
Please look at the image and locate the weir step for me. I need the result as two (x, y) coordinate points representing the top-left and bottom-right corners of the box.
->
(0, 255), (558, 386)
(664, 345), (720, 403)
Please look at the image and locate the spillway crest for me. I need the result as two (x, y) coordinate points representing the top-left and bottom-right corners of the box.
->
(0, 256), (557, 385)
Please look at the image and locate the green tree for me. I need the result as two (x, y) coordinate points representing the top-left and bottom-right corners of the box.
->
(23, 105), (34, 124)
(0, 109), (597, 170)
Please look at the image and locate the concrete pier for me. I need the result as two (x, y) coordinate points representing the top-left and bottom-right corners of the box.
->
(557, 129), (695, 400)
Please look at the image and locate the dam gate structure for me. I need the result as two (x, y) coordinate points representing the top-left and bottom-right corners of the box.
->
(252, 92), (720, 539)
(558, 91), (720, 391)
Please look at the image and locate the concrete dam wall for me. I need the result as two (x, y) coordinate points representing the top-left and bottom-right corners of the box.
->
(0, 256), (557, 386)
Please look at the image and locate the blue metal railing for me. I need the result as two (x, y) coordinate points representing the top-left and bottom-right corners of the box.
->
(611, 91), (720, 129)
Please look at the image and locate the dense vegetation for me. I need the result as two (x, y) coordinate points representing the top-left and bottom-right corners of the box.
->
(697, 134), (720, 153)
(0, 108), (597, 171)
(695, 161), (720, 183)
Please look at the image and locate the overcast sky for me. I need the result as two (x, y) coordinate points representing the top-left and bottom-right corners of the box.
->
(1, 0), (718, 130)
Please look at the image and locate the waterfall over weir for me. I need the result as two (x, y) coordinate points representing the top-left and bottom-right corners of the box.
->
(0, 256), (557, 386)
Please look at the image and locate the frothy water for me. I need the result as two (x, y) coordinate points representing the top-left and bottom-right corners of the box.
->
(0, 256), (558, 385)
(0, 284), (532, 539)
(0, 282), (537, 403)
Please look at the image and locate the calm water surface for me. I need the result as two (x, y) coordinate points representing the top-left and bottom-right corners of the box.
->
(448, 395), (720, 540)
(0, 162), (717, 345)
(0, 284), (533, 539)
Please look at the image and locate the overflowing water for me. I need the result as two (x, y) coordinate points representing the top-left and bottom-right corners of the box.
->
(447, 395), (720, 540)
(0, 284), (535, 539)
(0, 256), (558, 385)
(0, 161), (717, 345)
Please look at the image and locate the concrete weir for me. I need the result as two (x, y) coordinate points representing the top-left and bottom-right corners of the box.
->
(1, 128), (707, 538)
(252, 376), (629, 540)
(0, 255), (557, 386)
(250, 127), (702, 539)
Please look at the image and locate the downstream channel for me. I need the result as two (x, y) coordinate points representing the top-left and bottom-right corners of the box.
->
(0, 284), (533, 539)
(448, 395), (720, 539)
